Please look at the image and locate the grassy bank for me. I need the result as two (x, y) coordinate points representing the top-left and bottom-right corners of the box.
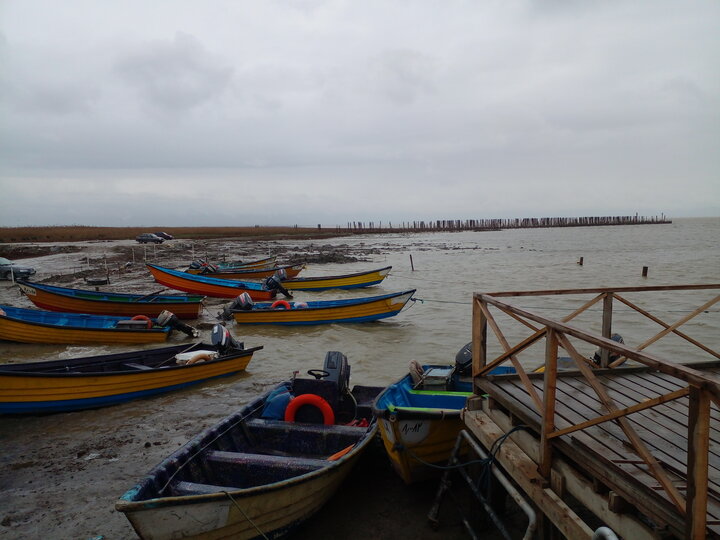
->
(0, 225), (344, 243)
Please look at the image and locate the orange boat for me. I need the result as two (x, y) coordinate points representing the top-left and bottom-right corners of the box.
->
(146, 264), (277, 300)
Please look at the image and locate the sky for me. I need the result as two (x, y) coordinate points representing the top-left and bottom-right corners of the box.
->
(0, 1), (718, 227)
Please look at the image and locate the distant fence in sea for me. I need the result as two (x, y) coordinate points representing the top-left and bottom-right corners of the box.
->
(332, 215), (671, 233)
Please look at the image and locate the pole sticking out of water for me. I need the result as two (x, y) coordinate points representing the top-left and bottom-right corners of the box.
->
(642, 266), (649, 277)
(578, 257), (584, 266)
(410, 254), (415, 271)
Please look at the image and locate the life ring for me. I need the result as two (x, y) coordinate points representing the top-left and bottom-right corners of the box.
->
(131, 314), (153, 329)
(271, 299), (291, 310)
(186, 352), (213, 365)
(284, 394), (335, 425)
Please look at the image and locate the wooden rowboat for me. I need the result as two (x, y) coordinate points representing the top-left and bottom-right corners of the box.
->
(278, 266), (392, 291)
(228, 289), (416, 325)
(0, 328), (262, 414)
(146, 264), (277, 300)
(186, 263), (305, 280)
(0, 304), (190, 344)
(216, 256), (277, 269)
(116, 352), (381, 540)
(16, 280), (205, 319)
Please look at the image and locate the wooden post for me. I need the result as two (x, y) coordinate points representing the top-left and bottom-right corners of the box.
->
(578, 257), (584, 266)
(642, 266), (649, 277)
(472, 295), (488, 382)
(600, 293), (613, 368)
(409, 254), (415, 271)
(686, 386), (710, 539)
(539, 328), (559, 479)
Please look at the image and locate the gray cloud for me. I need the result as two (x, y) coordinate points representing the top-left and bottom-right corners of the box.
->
(0, 0), (718, 225)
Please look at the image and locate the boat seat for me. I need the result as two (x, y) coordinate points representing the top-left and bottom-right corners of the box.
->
(245, 417), (367, 436)
(172, 480), (238, 496)
(204, 450), (329, 471)
(123, 362), (152, 370)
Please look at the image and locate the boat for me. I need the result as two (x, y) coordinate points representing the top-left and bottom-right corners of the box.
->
(186, 262), (305, 280)
(223, 289), (416, 325)
(372, 343), (516, 484)
(16, 280), (205, 319)
(116, 351), (382, 540)
(216, 256), (277, 269)
(276, 266), (392, 291)
(0, 304), (197, 344)
(146, 264), (278, 300)
(0, 325), (261, 414)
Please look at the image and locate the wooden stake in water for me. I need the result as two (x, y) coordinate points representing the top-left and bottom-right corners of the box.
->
(410, 254), (415, 271)
(578, 257), (584, 266)
(642, 266), (649, 277)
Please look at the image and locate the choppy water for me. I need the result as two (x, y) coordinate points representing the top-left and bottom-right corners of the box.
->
(0, 217), (718, 539)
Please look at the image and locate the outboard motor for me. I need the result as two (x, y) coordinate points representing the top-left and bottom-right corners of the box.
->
(217, 292), (253, 320)
(188, 260), (203, 271)
(455, 342), (473, 375)
(322, 351), (351, 396)
(263, 274), (292, 298)
(211, 324), (243, 353)
(156, 310), (199, 338)
(200, 263), (219, 275)
(593, 333), (625, 366)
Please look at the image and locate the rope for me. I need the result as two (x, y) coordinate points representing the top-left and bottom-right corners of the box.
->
(222, 491), (269, 539)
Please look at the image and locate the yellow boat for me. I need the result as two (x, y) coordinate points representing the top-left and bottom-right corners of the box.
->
(0, 304), (182, 344)
(229, 289), (415, 325)
(279, 266), (392, 291)
(0, 329), (261, 414)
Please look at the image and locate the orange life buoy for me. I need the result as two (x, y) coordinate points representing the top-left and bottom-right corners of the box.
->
(284, 394), (335, 425)
(270, 299), (291, 310)
(186, 352), (213, 365)
(131, 314), (153, 329)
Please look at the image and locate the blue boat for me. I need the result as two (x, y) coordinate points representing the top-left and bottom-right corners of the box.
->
(0, 304), (195, 344)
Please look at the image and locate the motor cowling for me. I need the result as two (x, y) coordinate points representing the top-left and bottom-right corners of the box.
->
(157, 310), (199, 338)
(455, 342), (473, 375)
(322, 351), (351, 397)
(263, 275), (292, 298)
(217, 292), (254, 320)
(211, 324), (243, 353)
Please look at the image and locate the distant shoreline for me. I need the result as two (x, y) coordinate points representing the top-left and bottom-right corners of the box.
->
(0, 215), (674, 244)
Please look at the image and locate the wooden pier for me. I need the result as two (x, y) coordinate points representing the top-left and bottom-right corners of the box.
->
(464, 284), (720, 539)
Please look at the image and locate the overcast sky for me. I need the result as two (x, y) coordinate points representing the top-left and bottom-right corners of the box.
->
(0, 1), (718, 227)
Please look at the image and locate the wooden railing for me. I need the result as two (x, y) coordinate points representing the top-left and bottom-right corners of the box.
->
(471, 284), (720, 539)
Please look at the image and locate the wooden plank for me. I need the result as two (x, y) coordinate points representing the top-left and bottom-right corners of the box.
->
(478, 284), (720, 297)
(540, 328), (559, 478)
(687, 387), (711, 539)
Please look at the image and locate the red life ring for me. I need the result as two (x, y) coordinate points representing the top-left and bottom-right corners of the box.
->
(270, 299), (291, 310)
(131, 314), (153, 329)
(284, 394), (335, 425)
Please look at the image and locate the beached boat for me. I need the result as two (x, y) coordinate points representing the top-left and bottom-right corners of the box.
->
(186, 263), (305, 280)
(216, 256), (277, 269)
(146, 264), (278, 300)
(224, 289), (416, 325)
(116, 351), (382, 540)
(0, 325), (261, 414)
(277, 266), (392, 291)
(0, 304), (196, 344)
(373, 344), (515, 484)
(16, 280), (205, 319)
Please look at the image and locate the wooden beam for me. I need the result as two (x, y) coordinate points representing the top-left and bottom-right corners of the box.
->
(686, 387), (711, 539)
(480, 283), (720, 297)
(471, 296), (487, 378)
(547, 387), (690, 439)
(478, 301), (544, 411)
(600, 293), (613, 368)
(613, 294), (719, 360)
(463, 409), (595, 539)
(540, 328), (559, 478)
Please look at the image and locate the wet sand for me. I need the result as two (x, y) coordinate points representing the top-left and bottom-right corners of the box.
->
(0, 238), (498, 540)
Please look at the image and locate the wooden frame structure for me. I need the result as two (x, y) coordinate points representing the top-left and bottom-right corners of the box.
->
(465, 284), (720, 539)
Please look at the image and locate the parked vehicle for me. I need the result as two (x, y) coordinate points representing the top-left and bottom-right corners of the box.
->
(136, 233), (164, 244)
(0, 257), (36, 280)
(154, 232), (174, 240)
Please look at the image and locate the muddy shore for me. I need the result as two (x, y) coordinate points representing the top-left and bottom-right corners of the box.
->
(0, 237), (510, 540)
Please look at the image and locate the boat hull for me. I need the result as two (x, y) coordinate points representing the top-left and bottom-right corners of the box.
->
(281, 266), (392, 291)
(147, 265), (276, 300)
(373, 367), (472, 484)
(0, 306), (169, 344)
(232, 290), (415, 325)
(0, 345), (260, 414)
(122, 451), (362, 540)
(17, 282), (204, 319)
